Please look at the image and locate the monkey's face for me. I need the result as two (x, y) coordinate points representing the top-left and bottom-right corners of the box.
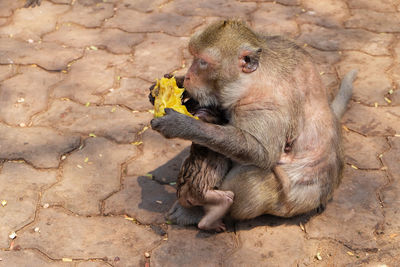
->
(184, 50), (221, 108)
(185, 20), (263, 108)
(184, 47), (262, 109)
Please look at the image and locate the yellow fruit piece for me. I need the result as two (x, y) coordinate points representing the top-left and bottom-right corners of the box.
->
(152, 77), (198, 119)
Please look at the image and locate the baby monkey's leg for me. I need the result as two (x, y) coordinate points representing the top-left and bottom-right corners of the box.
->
(197, 189), (234, 232)
(181, 187), (234, 232)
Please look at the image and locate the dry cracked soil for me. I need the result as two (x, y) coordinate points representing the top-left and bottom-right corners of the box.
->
(0, 0), (400, 266)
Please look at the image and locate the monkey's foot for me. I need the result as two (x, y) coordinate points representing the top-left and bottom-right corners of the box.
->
(166, 201), (204, 226)
(197, 190), (234, 232)
(198, 218), (227, 232)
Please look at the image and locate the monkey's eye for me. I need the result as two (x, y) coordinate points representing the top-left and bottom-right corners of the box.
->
(244, 56), (251, 63)
(199, 59), (208, 69)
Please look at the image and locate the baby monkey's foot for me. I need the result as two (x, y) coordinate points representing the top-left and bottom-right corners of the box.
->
(197, 190), (234, 232)
(199, 219), (227, 232)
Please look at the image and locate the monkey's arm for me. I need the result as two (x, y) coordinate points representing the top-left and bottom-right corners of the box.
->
(151, 108), (286, 169)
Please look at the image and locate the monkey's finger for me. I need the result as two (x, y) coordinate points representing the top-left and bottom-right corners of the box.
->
(148, 93), (155, 105)
(148, 84), (156, 105)
(150, 119), (159, 129)
(175, 76), (185, 88)
(164, 108), (178, 115)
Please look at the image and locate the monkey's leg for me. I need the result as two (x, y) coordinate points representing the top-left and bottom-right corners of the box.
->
(221, 165), (288, 220)
(197, 189), (234, 232)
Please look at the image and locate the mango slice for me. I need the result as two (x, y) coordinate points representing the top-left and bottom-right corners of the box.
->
(152, 77), (198, 119)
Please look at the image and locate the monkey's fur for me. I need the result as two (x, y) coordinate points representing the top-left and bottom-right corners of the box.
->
(151, 20), (357, 228)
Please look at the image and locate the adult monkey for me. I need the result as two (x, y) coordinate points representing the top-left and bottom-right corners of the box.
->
(152, 20), (357, 231)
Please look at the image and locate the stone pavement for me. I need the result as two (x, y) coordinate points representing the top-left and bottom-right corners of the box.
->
(0, 0), (399, 266)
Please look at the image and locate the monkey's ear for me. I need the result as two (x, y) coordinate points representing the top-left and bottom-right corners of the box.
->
(239, 48), (262, 73)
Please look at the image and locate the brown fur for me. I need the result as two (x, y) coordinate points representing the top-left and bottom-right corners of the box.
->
(177, 144), (231, 206)
(151, 20), (356, 226)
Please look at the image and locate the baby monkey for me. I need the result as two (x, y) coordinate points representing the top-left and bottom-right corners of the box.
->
(150, 75), (234, 231)
(176, 113), (233, 232)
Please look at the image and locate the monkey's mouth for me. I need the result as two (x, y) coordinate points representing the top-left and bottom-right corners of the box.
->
(181, 91), (200, 115)
(181, 92), (227, 124)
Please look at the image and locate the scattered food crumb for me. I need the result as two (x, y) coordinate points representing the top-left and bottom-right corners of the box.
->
(145, 173), (153, 179)
(347, 251), (354, 256)
(144, 252), (150, 258)
(89, 133), (97, 137)
(351, 165), (358, 170)
(131, 141), (143, 145)
(19, 123), (26, 127)
(84, 157), (89, 163)
(169, 182), (176, 185)
(316, 252), (322, 261)
(9, 232), (17, 239)
(138, 126), (149, 135)
(384, 97), (392, 104)
(77, 164), (83, 169)
(1, 200), (7, 207)
(299, 222), (305, 232)
(111, 107), (117, 112)
(43, 203), (50, 208)
(61, 155), (67, 160)
(85, 102), (91, 107)
(62, 258), (73, 262)
(89, 45), (98, 50)
(124, 215), (136, 222)
(156, 200), (163, 204)
(17, 98), (25, 103)
(34, 227), (40, 232)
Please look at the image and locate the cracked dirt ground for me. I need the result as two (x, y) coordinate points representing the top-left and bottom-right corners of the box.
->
(0, 0), (399, 266)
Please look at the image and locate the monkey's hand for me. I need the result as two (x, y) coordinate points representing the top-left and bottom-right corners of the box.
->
(24, 0), (41, 8)
(151, 108), (197, 139)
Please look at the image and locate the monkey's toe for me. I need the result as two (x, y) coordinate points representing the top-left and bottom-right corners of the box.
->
(198, 219), (226, 232)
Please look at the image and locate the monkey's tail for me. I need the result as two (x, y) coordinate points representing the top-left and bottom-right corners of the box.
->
(331, 69), (358, 119)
